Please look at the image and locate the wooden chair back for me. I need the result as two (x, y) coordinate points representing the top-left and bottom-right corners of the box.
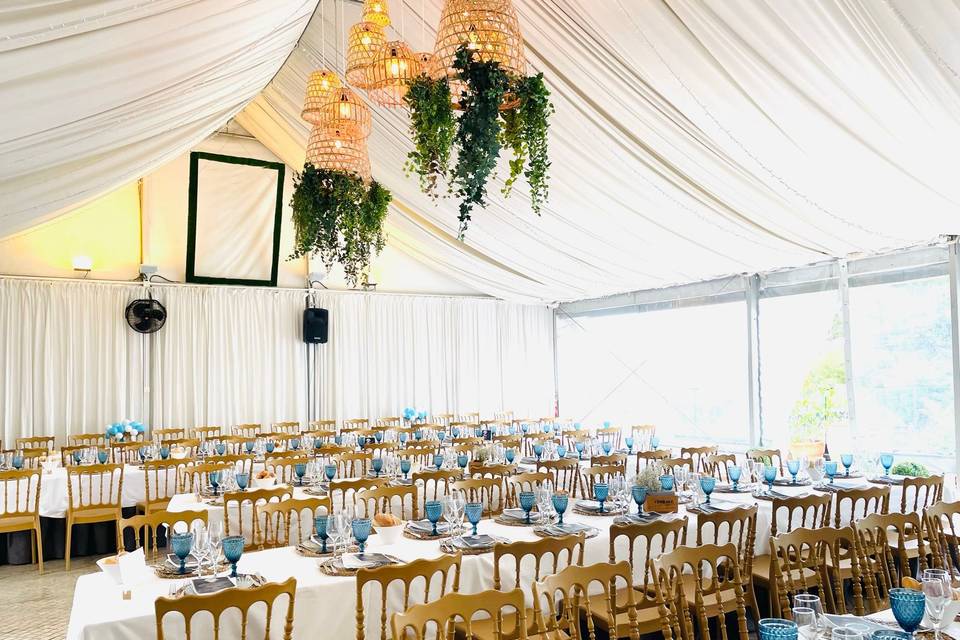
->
(855, 511), (926, 613)
(680, 446), (718, 473)
(832, 485), (890, 528)
(68, 434), (104, 447)
(271, 421), (301, 434)
(391, 588), (526, 640)
(595, 426), (622, 450)
(356, 484), (419, 520)
(660, 457), (694, 474)
(536, 459), (582, 498)
(590, 453), (627, 467)
(343, 418), (370, 431)
(117, 509), (208, 561)
(609, 517), (688, 613)
(309, 419), (337, 430)
(507, 472), (551, 506)
(925, 500), (960, 572)
(16, 436), (55, 452)
(635, 449), (670, 474)
(110, 440), (143, 464)
(583, 463), (626, 495)
(900, 475), (943, 513)
(533, 561), (640, 640)
(330, 477), (389, 514)
(493, 534), (585, 591)
(232, 423), (261, 439)
(66, 463), (124, 516)
(205, 453), (254, 476)
(413, 469), (461, 502)
(705, 454), (737, 482)
(182, 461), (232, 493)
(260, 496), (332, 548)
(770, 493), (832, 536)
(336, 451), (373, 478)
(165, 438), (201, 458)
(452, 478), (507, 515)
(222, 486), (293, 545)
(192, 426), (222, 440)
(694, 505), (758, 583)
(60, 445), (90, 466)
(153, 428), (187, 441)
(143, 459), (191, 512)
(266, 456), (309, 485)
(747, 449), (784, 475)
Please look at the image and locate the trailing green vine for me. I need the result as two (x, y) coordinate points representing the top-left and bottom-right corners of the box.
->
(451, 46), (509, 238)
(290, 164), (391, 287)
(501, 73), (553, 215)
(404, 75), (455, 200)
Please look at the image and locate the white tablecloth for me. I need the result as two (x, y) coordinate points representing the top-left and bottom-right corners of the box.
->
(34, 465), (145, 518)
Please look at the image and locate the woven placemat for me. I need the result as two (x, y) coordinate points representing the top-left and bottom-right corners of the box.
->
(494, 513), (536, 527)
(402, 524), (455, 540)
(773, 478), (813, 487)
(572, 503), (626, 517)
(317, 554), (402, 576)
(303, 487), (328, 497)
(154, 563), (202, 579)
(869, 476), (904, 486)
(533, 524), (600, 539)
(295, 537), (357, 557)
(438, 534), (510, 556)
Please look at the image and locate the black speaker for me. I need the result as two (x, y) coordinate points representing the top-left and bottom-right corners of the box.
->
(303, 308), (328, 344)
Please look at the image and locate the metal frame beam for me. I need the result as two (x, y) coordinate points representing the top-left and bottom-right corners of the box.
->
(949, 241), (960, 473)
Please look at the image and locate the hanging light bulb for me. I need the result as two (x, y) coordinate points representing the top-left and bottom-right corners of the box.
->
(301, 70), (343, 124)
(362, 0), (391, 27)
(346, 21), (386, 88)
(306, 126), (371, 182)
(433, 0), (525, 77)
(367, 40), (421, 108)
(318, 87), (372, 141)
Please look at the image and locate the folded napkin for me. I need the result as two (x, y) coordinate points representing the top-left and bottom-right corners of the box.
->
(407, 520), (452, 534)
(502, 508), (532, 521)
(616, 513), (662, 525)
(870, 475), (905, 485)
(165, 553), (199, 570)
(540, 523), (594, 537)
(451, 535), (496, 549)
(575, 500), (611, 512)
(823, 614), (888, 632)
(340, 553), (397, 570)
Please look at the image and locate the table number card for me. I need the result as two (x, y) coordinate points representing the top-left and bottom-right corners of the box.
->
(644, 491), (679, 513)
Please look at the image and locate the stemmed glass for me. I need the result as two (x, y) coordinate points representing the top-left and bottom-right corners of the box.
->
(533, 444), (544, 462)
(400, 459), (411, 480)
(314, 515), (329, 553)
(791, 607), (819, 640)
(889, 588), (925, 634)
(575, 442), (585, 460)
(650, 436), (660, 450)
(787, 460), (800, 484)
(763, 465), (777, 493)
(441, 496), (457, 537)
(601, 441), (613, 455)
(236, 472), (249, 491)
(192, 524), (209, 579)
(325, 464), (337, 483)
(222, 536), (244, 578)
(792, 594), (825, 637)
(728, 465), (742, 491)
(171, 532), (194, 575)
(518, 492), (536, 524)
(425, 500), (443, 536)
(624, 437), (634, 453)
(371, 458), (383, 478)
(433, 455), (444, 470)
(552, 493), (569, 525)
(840, 454), (854, 477)
(295, 462), (307, 485)
(208, 471), (222, 496)
(506, 449), (516, 464)
(594, 483), (609, 513)
(880, 453), (894, 476)
(659, 475), (674, 491)
(824, 461), (838, 485)
(206, 521), (223, 581)
(700, 476), (716, 504)
(631, 486), (647, 516)
(465, 503), (483, 536)
(352, 518), (372, 553)
(457, 454), (469, 471)
(922, 568), (952, 639)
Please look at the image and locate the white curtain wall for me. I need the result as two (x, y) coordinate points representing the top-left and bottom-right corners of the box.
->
(0, 278), (555, 444)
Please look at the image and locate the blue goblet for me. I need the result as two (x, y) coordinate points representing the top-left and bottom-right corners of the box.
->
(757, 618), (798, 640)
(324, 464), (337, 482)
(399, 432), (408, 444)
(334, 435), (342, 446)
(575, 442), (585, 460)
(97, 450), (108, 464)
(12, 455), (23, 470)
(659, 475), (674, 491)
(700, 476), (716, 504)
(295, 462), (307, 485)
(215, 443), (226, 455)
(518, 491), (536, 524)
(314, 515), (329, 553)
(764, 465), (777, 493)
(138, 446), (148, 462)
(452, 427), (461, 438)
(352, 518), (372, 553)
(533, 444), (544, 462)
(374, 431), (383, 443)
(244, 441), (255, 453)
(73, 450), (82, 465)
(457, 454), (468, 470)
(290, 438), (301, 450)
(650, 436), (660, 450)
(880, 453), (894, 476)
(400, 459), (411, 479)
(625, 437), (634, 453)
(371, 458), (383, 477)
(602, 441), (613, 455)
(425, 500), (443, 536)
(505, 449), (516, 464)
(552, 493), (569, 525)
(235, 472), (249, 490)
(631, 485), (647, 516)
(314, 438), (324, 451)
(171, 532), (194, 575)
(841, 454), (853, 476)
(222, 535), (244, 578)
(520, 424), (529, 434)
(437, 432), (445, 444)
(787, 460), (800, 484)
(594, 483), (609, 513)
(729, 465), (742, 491)
(265, 441), (275, 453)
(433, 454), (444, 470)
(465, 502), (483, 535)
(414, 430), (423, 441)
(824, 461), (838, 484)
(208, 471), (221, 496)
(159, 446), (170, 460)
(888, 588), (925, 633)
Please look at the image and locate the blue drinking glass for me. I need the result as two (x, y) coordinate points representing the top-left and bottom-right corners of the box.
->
(314, 438), (323, 450)
(433, 454), (444, 470)
(291, 438), (301, 450)
(880, 453), (894, 476)
(840, 454), (853, 476)
(452, 427), (461, 438)
(157, 445), (169, 460)
(518, 491), (536, 524)
(700, 476), (716, 504)
(295, 462), (307, 485)
(437, 432), (445, 443)
(574, 423), (582, 430)
(556, 446), (567, 459)
(824, 461), (838, 484)
(787, 460), (800, 484)
(374, 431), (383, 443)
(222, 536), (244, 578)
(139, 446), (148, 462)
(171, 532), (194, 575)
(314, 515), (329, 553)
(399, 432), (408, 444)
(594, 483), (609, 513)
(324, 464), (337, 482)
(505, 449), (516, 464)
(575, 442), (585, 460)
(208, 471), (221, 495)
(888, 588), (925, 632)
(552, 493), (569, 525)
(352, 518), (372, 553)
(400, 459), (411, 479)
(425, 500), (443, 536)
(659, 475), (674, 491)
(235, 472), (249, 490)
(371, 458), (383, 477)
(602, 441), (613, 455)
(764, 465), (777, 492)
(757, 618), (798, 640)
(457, 454), (468, 470)
(631, 485), (647, 516)
(73, 450), (82, 464)
(728, 465), (742, 491)
(265, 441), (275, 453)
(533, 444), (544, 461)
(650, 436), (660, 450)
(521, 424), (529, 434)
(625, 437), (634, 453)
(414, 430), (423, 441)
(869, 631), (912, 639)
(215, 443), (226, 455)
(244, 441), (255, 453)
(334, 435), (342, 446)
(97, 450), (108, 464)
(465, 502), (483, 535)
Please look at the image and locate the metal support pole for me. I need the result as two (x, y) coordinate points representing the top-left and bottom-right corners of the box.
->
(746, 274), (761, 447)
(552, 307), (560, 418)
(839, 259), (857, 447)
(948, 242), (960, 474)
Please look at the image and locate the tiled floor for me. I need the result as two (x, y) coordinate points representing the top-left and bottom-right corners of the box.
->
(0, 556), (100, 640)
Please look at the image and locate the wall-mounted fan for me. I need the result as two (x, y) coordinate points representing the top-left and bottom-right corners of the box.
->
(125, 298), (167, 334)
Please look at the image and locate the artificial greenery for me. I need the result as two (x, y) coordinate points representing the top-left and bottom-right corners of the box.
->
(500, 72), (553, 214)
(290, 164), (391, 287)
(890, 461), (930, 477)
(451, 46), (510, 238)
(404, 75), (455, 200)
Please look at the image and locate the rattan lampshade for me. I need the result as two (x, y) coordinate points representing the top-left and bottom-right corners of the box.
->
(346, 22), (386, 88)
(318, 87), (372, 140)
(305, 126), (371, 182)
(433, 0), (526, 77)
(416, 51), (444, 80)
(361, 0), (390, 27)
(301, 70), (343, 124)
(367, 40), (421, 108)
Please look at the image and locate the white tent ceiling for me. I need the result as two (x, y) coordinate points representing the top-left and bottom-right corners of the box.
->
(2, 0), (959, 303)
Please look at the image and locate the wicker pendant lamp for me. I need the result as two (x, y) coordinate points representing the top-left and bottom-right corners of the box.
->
(306, 126), (371, 183)
(416, 51), (444, 79)
(318, 87), (372, 140)
(301, 70), (343, 124)
(367, 40), (421, 108)
(433, 0), (526, 77)
(362, 0), (391, 27)
(346, 22), (386, 88)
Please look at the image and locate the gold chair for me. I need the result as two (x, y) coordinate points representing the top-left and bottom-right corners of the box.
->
(635, 449), (670, 474)
(631, 424), (656, 449)
(182, 461), (232, 493)
(303, 429), (337, 444)
(266, 456), (309, 484)
(365, 442), (400, 456)
(13, 448), (45, 469)
(507, 472), (551, 506)
(16, 436), (55, 452)
(832, 484), (890, 528)
(336, 451), (373, 477)
(376, 417), (402, 428)
(260, 496), (332, 548)
(746, 448), (784, 475)
(413, 469), (461, 502)
(342, 418), (369, 431)
(330, 477), (389, 514)
(65, 463), (124, 570)
(117, 509), (208, 562)
(534, 560), (641, 640)
(535, 458), (583, 498)
(271, 421), (301, 434)
(433, 414), (454, 429)
(583, 463), (626, 496)
(705, 453), (737, 481)
(141, 458), (190, 513)
(155, 577), (296, 640)
(653, 543), (750, 640)
(926, 500), (960, 572)
(692, 504), (760, 625)
(111, 440), (143, 464)
(232, 423), (261, 439)
(590, 453), (628, 467)
(399, 445), (436, 468)
(309, 419), (337, 431)
(856, 511), (926, 613)
(595, 426), (622, 450)
(358, 552), (462, 640)
(153, 428), (186, 442)
(165, 438), (201, 457)
(192, 426), (222, 440)
(60, 445), (90, 466)
(394, 588), (527, 640)
(452, 477), (507, 515)
(522, 433), (557, 457)
(660, 457), (694, 474)
(680, 446), (718, 474)
(205, 452), (254, 476)
(68, 434), (104, 448)
(458, 412), (480, 424)
(0, 469), (43, 572)
(356, 484), (419, 520)
(217, 434), (248, 454)
(222, 486), (293, 545)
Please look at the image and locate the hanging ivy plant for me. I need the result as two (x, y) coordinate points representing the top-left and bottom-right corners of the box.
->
(451, 46), (510, 238)
(404, 75), (455, 200)
(290, 164), (391, 287)
(500, 73), (553, 215)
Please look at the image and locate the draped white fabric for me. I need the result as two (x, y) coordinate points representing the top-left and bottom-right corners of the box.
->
(0, 278), (554, 442)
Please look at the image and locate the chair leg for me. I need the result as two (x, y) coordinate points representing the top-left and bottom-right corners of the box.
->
(745, 580), (762, 626)
(65, 519), (72, 571)
(35, 522), (44, 574)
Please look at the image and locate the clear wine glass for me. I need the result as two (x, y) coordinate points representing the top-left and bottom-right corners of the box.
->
(923, 568), (952, 639)
(206, 521), (223, 581)
(792, 607), (818, 640)
(191, 524), (208, 578)
(793, 594), (825, 636)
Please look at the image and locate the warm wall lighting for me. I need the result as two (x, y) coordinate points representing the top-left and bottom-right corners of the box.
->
(72, 255), (93, 271)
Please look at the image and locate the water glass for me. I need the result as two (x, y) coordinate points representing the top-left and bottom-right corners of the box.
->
(465, 502), (483, 535)
(518, 492), (536, 524)
(792, 594), (824, 632)
(314, 515), (329, 553)
(325, 464), (337, 482)
(791, 607), (818, 640)
(433, 454), (444, 470)
(352, 518), (372, 553)
(425, 500), (443, 536)
(659, 475), (674, 491)
(922, 568), (951, 633)
(192, 525), (209, 578)
(758, 618), (798, 640)
(764, 465), (777, 492)
(207, 521), (223, 580)
(631, 485), (647, 515)
(787, 459), (800, 483)
(593, 483), (609, 512)
(840, 454), (854, 476)
(830, 629), (862, 640)
(400, 459), (411, 479)
(371, 458), (383, 477)
(889, 588), (926, 632)
(700, 476), (716, 504)
(171, 532), (194, 575)
(880, 453), (894, 476)
(222, 536), (244, 577)
(624, 437), (634, 453)
(728, 465), (742, 490)
(552, 493), (569, 525)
